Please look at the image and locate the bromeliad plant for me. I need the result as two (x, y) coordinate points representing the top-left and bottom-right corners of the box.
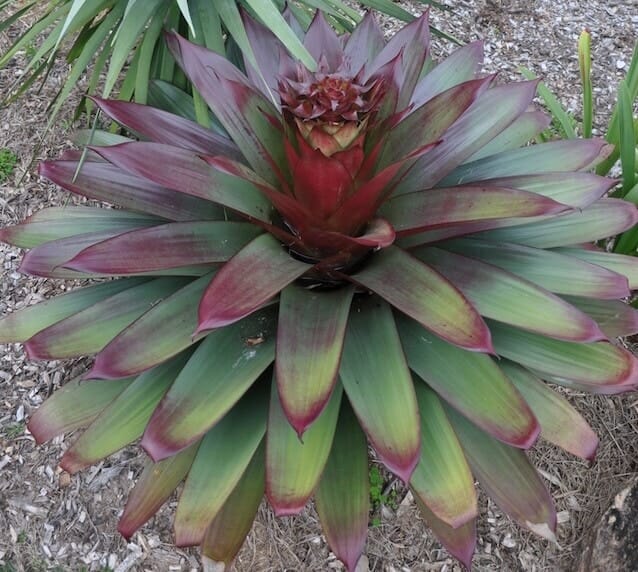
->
(3, 9), (638, 571)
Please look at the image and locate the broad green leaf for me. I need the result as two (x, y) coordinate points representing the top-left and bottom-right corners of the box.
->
(119, 444), (199, 539)
(339, 297), (420, 482)
(26, 277), (190, 359)
(411, 383), (477, 528)
(276, 283), (354, 435)
(0, 278), (145, 343)
(447, 407), (557, 541)
(59, 353), (191, 474)
(561, 296), (638, 338)
(27, 376), (134, 444)
(201, 442), (265, 566)
(500, 362), (599, 461)
(266, 380), (342, 515)
(141, 308), (276, 461)
(397, 315), (539, 448)
(315, 402), (369, 572)
(173, 383), (269, 546)
(553, 247), (638, 289)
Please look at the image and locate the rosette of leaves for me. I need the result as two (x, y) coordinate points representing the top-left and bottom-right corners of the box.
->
(0, 0), (454, 121)
(3, 10), (638, 571)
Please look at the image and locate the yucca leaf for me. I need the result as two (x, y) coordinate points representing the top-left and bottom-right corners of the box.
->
(351, 247), (493, 353)
(411, 383), (477, 528)
(173, 382), (269, 547)
(27, 376), (134, 444)
(315, 402), (369, 572)
(266, 379), (342, 515)
(339, 297), (421, 482)
(501, 362), (599, 461)
(88, 272), (215, 379)
(119, 443), (199, 539)
(140, 307), (276, 461)
(60, 352), (192, 473)
(276, 284), (354, 436)
(397, 315), (539, 448)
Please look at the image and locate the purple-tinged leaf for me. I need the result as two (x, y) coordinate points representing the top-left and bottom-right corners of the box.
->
(39, 158), (223, 221)
(165, 32), (286, 185)
(411, 382), (477, 528)
(27, 377), (134, 444)
(500, 362), (599, 461)
(475, 199), (638, 248)
(444, 239), (631, 299)
(0, 279), (144, 344)
(91, 142), (272, 222)
(141, 309), (275, 462)
(118, 444), (199, 539)
(383, 186), (568, 236)
(561, 296), (638, 338)
(396, 81), (538, 195)
(397, 316), (539, 449)
(65, 222), (261, 274)
(411, 41), (483, 108)
(91, 97), (243, 160)
(304, 10), (343, 70)
(339, 297), (420, 483)
(350, 247), (493, 353)
(173, 383), (268, 547)
(553, 248), (638, 289)
(60, 353), (191, 474)
(315, 402), (370, 572)
(276, 284), (354, 436)
(489, 320), (638, 389)
(201, 442), (265, 567)
(466, 111), (551, 161)
(440, 139), (613, 187)
(266, 380), (342, 516)
(469, 173), (615, 209)
(0, 207), (163, 249)
(343, 11), (385, 76)
(413, 493), (476, 570)
(26, 277), (190, 359)
(415, 247), (604, 343)
(88, 272), (215, 379)
(196, 234), (311, 334)
(242, 10), (283, 100)
(447, 407), (557, 541)
(379, 77), (492, 170)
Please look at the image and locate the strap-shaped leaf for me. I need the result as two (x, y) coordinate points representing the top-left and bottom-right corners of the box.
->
(339, 297), (420, 482)
(562, 296), (638, 338)
(500, 362), (598, 461)
(415, 247), (604, 342)
(27, 377), (134, 444)
(266, 379), (341, 515)
(343, 11), (385, 76)
(444, 239), (630, 299)
(475, 199), (638, 248)
(315, 402), (369, 572)
(141, 308), (275, 461)
(60, 352), (191, 474)
(65, 222), (261, 274)
(0, 279), (144, 343)
(350, 246), (492, 352)
(196, 234), (311, 334)
(276, 283), (354, 435)
(553, 248), (638, 290)
(173, 382), (268, 547)
(201, 441), (265, 567)
(489, 320), (638, 388)
(447, 407), (557, 541)
(118, 444), (199, 539)
(413, 493), (476, 570)
(39, 158), (223, 221)
(398, 315), (539, 448)
(26, 277), (190, 359)
(89, 272), (215, 379)
(411, 382), (477, 528)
